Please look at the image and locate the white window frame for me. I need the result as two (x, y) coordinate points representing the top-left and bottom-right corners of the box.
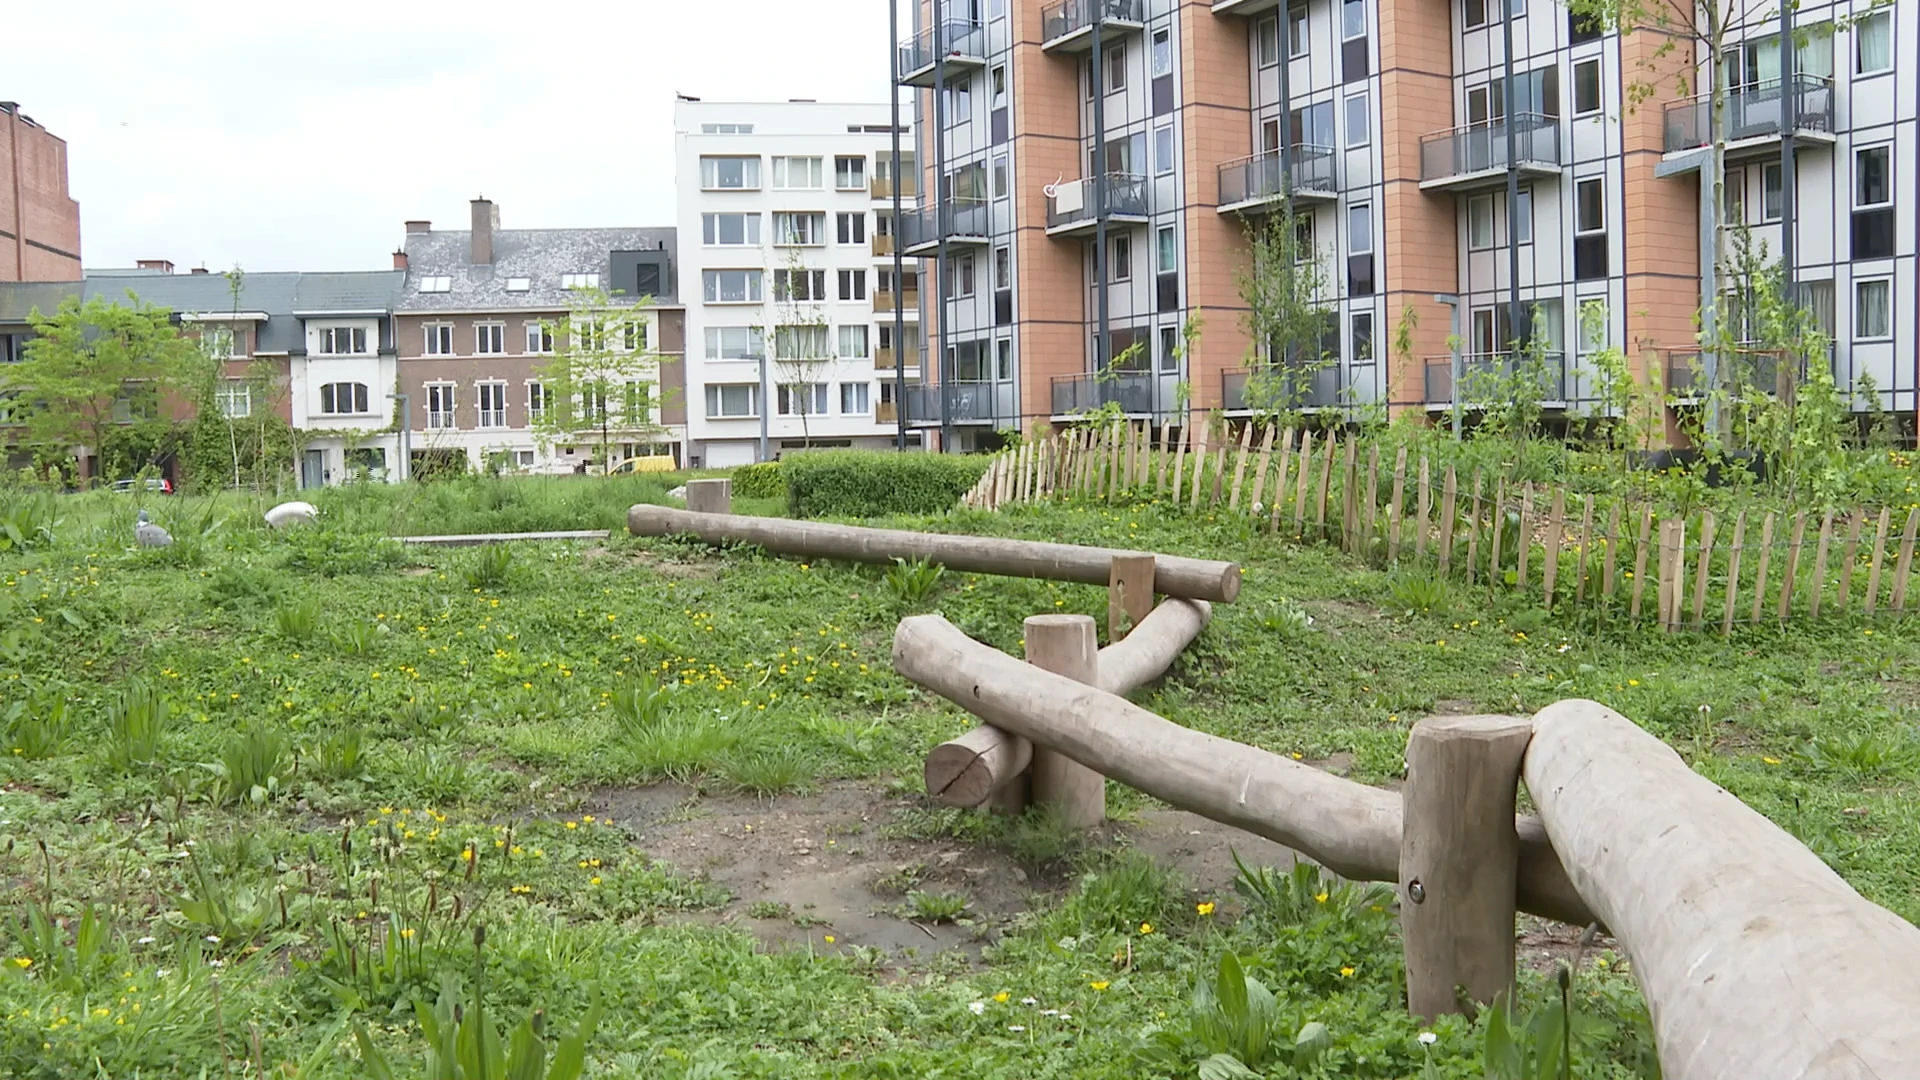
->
(706, 326), (766, 360)
(836, 212), (867, 245)
(1151, 30), (1172, 78)
(956, 253), (977, 298)
(992, 154), (1010, 199)
(418, 276), (451, 293)
(1154, 125), (1175, 175)
(1575, 177), (1606, 236)
(1514, 187), (1534, 244)
(702, 212), (762, 246)
(321, 381), (370, 416)
(476, 381), (508, 429)
(991, 65), (1008, 108)
(1105, 43), (1126, 92)
(505, 277), (531, 292)
(424, 324), (453, 356)
(1111, 234), (1132, 282)
(699, 155), (761, 191)
(1156, 226), (1176, 275)
(703, 269), (765, 305)
(216, 379), (252, 419)
(1761, 163), (1783, 223)
(772, 156), (825, 190)
(838, 325), (870, 360)
(994, 245), (1012, 290)
(1855, 10), (1892, 76)
(775, 383), (830, 417)
(317, 325), (367, 356)
(1344, 92), (1370, 147)
(527, 380), (550, 422)
(1342, 0), (1365, 41)
(838, 269), (868, 302)
(1288, 3), (1308, 57)
(623, 321), (647, 352)
(426, 383), (457, 430)
(1351, 311), (1375, 364)
(560, 272), (599, 290)
(1855, 279), (1892, 340)
(773, 212), (828, 247)
(1256, 15), (1279, 67)
(706, 383), (759, 419)
(840, 381), (871, 415)
(475, 323), (505, 356)
(525, 323), (554, 354)
(1347, 202), (1373, 255)
(1856, 145), (1893, 209)
(835, 155), (867, 190)
(775, 268), (828, 302)
(1469, 194), (1495, 249)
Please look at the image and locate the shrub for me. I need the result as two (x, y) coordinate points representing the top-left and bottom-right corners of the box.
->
(783, 451), (988, 519)
(731, 461), (786, 500)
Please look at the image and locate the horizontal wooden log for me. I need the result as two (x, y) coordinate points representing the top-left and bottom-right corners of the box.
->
(399, 530), (610, 547)
(627, 505), (1240, 603)
(893, 614), (1594, 927)
(1525, 699), (1920, 1080)
(926, 599), (1214, 808)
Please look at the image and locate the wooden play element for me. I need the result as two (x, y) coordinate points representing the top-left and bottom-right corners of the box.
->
(684, 477), (732, 515)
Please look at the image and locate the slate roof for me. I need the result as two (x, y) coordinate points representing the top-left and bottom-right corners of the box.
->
(1, 270), (404, 354)
(0, 281), (81, 324)
(397, 227), (678, 312)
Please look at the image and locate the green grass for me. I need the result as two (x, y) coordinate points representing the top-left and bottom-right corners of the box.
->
(2, 473), (1915, 1075)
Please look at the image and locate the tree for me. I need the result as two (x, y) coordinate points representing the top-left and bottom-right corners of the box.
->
(530, 286), (666, 470)
(1235, 210), (1332, 422)
(765, 247), (833, 450)
(4, 293), (204, 482)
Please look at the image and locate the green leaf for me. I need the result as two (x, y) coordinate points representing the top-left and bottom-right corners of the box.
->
(352, 1025), (397, 1080)
(506, 1017), (545, 1080)
(1213, 953), (1250, 1030)
(1196, 1053), (1259, 1080)
(1293, 1020), (1332, 1069)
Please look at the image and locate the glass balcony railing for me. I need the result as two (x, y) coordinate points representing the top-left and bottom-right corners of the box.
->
(1217, 145), (1338, 207)
(1045, 174), (1150, 232)
(1423, 351), (1568, 404)
(1222, 364), (1342, 411)
(904, 381), (998, 425)
(1419, 113), (1562, 184)
(897, 21), (987, 84)
(1664, 343), (1827, 397)
(1663, 75), (1835, 154)
(1041, 0), (1146, 46)
(1051, 370), (1156, 415)
(901, 199), (991, 252)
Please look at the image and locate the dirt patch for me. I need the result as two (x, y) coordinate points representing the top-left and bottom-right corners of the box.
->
(581, 546), (717, 578)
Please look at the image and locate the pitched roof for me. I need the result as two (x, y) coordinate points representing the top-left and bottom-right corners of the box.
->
(293, 270), (406, 313)
(0, 281), (81, 324)
(397, 226), (678, 311)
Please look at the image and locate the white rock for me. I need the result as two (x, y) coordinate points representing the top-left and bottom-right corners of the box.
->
(667, 485), (688, 500)
(264, 501), (320, 530)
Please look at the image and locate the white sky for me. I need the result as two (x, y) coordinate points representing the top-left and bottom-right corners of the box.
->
(9, 0), (897, 274)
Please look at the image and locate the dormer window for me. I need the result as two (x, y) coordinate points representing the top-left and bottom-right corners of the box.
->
(561, 273), (600, 289)
(419, 276), (452, 293)
(317, 326), (367, 355)
(506, 277), (531, 292)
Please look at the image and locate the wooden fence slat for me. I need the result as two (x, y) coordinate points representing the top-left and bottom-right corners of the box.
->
(1722, 511), (1747, 636)
(1292, 430), (1315, 533)
(1777, 512), (1807, 621)
(1387, 446), (1409, 562)
(1836, 511), (1863, 614)
(1657, 519), (1682, 633)
(1866, 506), (1892, 615)
(1749, 512), (1777, 625)
(1415, 455), (1433, 560)
(1228, 422), (1255, 510)
(1170, 421), (1190, 502)
(1489, 481), (1508, 586)
(1691, 509), (1717, 628)
(1188, 421), (1211, 511)
(1154, 423), (1171, 494)
(1248, 426), (1277, 515)
(1211, 442), (1228, 507)
(1313, 431), (1336, 533)
(1575, 494), (1596, 606)
(1106, 424), (1123, 501)
(1541, 487), (1566, 609)
(1341, 437), (1360, 552)
(1363, 445), (1382, 559)
(1464, 471), (1484, 585)
(1438, 467), (1459, 574)
(1270, 429), (1294, 533)
(1809, 512), (1834, 620)
(1892, 507), (1920, 612)
(1516, 485), (1535, 592)
(1601, 501), (1623, 606)
(1629, 505), (1653, 619)
(1669, 519), (1689, 632)
(1135, 422), (1150, 490)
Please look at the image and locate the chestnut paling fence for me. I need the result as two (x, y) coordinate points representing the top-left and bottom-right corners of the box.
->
(962, 420), (1920, 634)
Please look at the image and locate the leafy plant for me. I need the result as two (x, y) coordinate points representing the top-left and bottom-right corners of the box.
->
(609, 673), (672, 740)
(731, 461), (785, 499)
(2, 693), (70, 758)
(1256, 599), (1315, 637)
(310, 725), (368, 780)
(105, 681), (171, 770)
(1138, 952), (1331, 1078)
(1386, 569), (1452, 615)
(1805, 731), (1918, 778)
(884, 556), (947, 607)
(905, 889), (969, 924)
(0, 491), (61, 551)
(465, 544), (515, 591)
(718, 744), (813, 795)
(208, 726), (292, 805)
(1232, 853), (1394, 928)
(784, 450), (988, 519)
(334, 618), (381, 655)
(274, 596), (323, 642)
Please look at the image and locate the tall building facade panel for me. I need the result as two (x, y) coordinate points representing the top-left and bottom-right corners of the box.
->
(0, 104), (81, 283)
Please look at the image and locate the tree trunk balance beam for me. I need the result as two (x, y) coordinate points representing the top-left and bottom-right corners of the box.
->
(893, 614), (1594, 928)
(626, 505), (1241, 603)
(924, 598), (1212, 807)
(1526, 699), (1920, 1080)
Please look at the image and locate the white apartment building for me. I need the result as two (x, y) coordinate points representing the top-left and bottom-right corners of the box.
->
(674, 98), (923, 467)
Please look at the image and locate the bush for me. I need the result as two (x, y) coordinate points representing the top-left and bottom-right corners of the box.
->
(731, 461), (786, 500)
(783, 451), (987, 519)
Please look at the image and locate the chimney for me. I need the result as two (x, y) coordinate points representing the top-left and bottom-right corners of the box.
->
(405, 220), (432, 234)
(470, 197), (496, 265)
(136, 258), (174, 273)
(190, 266), (209, 275)
(393, 249), (409, 271)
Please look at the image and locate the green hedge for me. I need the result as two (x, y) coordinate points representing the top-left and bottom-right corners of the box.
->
(730, 461), (786, 500)
(783, 451), (988, 519)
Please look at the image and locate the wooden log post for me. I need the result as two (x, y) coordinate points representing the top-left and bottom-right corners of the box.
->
(1892, 507), (1920, 612)
(1836, 510), (1863, 613)
(1525, 698), (1920, 1080)
(1540, 488), (1565, 609)
(1438, 466), (1459, 574)
(1248, 426), (1277, 516)
(1866, 506), (1892, 615)
(1400, 715), (1535, 1019)
(1722, 511), (1748, 637)
(1024, 615), (1105, 828)
(684, 478), (732, 515)
(1108, 553), (1157, 643)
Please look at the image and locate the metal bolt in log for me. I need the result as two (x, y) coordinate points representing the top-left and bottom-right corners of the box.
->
(683, 478), (732, 515)
(1024, 614), (1105, 828)
(1108, 553), (1156, 642)
(1400, 714), (1534, 1019)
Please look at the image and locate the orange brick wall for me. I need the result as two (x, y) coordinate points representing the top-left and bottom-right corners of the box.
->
(0, 108), (82, 282)
(1378, 0), (1458, 410)
(1012, 1), (1090, 427)
(1177, 0), (1254, 415)
(1619, 27), (1700, 371)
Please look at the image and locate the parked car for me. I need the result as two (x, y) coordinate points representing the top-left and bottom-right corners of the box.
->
(110, 478), (173, 494)
(606, 456), (678, 476)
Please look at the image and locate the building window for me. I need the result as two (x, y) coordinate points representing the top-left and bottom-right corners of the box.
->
(1157, 226), (1177, 274)
(838, 325), (869, 359)
(702, 212), (762, 245)
(1574, 177), (1608, 280)
(1855, 279), (1891, 339)
(1351, 311), (1374, 364)
(840, 382), (871, 414)
(1106, 44), (1126, 92)
(623, 321), (646, 352)
(773, 212), (827, 246)
(527, 381), (551, 422)
(620, 382), (652, 423)
(956, 253), (977, 297)
(1160, 325), (1180, 372)
(1761, 163), (1783, 222)
(1854, 145), (1895, 259)
(1856, 11), (1891, 75)
(1289, 3), (1308, 56)
(1154, 126), (1175, 174)
(772, 156), (824, 189)
(992, 155), (1009, 199)
(424, 324), (453, 356)
(1256, 16), (1279, 67)
(317, 326), (367, 355)
(992, 65), (1008, 108)
(835, 212), (867, 246)
(775, 268), (827, 302)
(477, 382), (507, 428)
(1514, 187), (1533, 244)
(705, 385), (757, 419)
(1342, 0), (1364, 39)
(993, 245), (1011, 290)
(1469, 195), (1495, 249)
(1569, 9), (1603, 44)
(505, 277), (531, 292)
(216, 380), (251, 419)
(950, 74), (973, 121)
(560, 273), (599, 290)
(701, 155), (761, 190)
(475, 324), (504, 355)
(1152, 30), (1172, 77)
(1465, 0), (1489, 28)
(706, 326), (765, 360)
(1573, 59), (1601, 115)
(320, 381), (370, 416)
(995, 338), (1013, 380)
(1347, 203), (1372, 254)
(835, 155), (867, 190)
(700, 122), (755, 134)
(418, 276), (451, 293)
(1344, 92), (1370, 147)
(571, 319), (606, 352)
(704, 269), (764, 304)
(774, 325), (831, 359)
(1112, 234), (1132, 281)
(776, 384), (829, 416)
(1295, 212), (1314, 260)
(526, 324), (554, 354)
(838, 269), (868, 301)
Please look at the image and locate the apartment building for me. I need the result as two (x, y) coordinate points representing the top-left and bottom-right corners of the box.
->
(895, 0), (1915, 446)
(1, 102), (81, 284)
(674, 99), (922, 467)
(393, 201), (687, 474)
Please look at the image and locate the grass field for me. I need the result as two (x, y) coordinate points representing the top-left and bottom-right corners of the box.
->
(0, 475), (1913, 1076)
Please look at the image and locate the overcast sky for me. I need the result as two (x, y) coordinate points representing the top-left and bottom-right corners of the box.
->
(10, 0), (897, 274)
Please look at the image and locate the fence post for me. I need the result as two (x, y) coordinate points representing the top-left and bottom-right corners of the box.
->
(1108, 554), (1157, 644)
(1270, 429), (1294, 533)
(1438, 467), (1459, 575)
(1248, 425), (1277, 515)
(1722, 511), (1748, 637)
(1387, 446), (1409, 562)
(1750, 512), (1777, 625)
(1342, 438), (1360, 552)
(1892, 508), (1920, 612)
(1691, 509), (1717, 629)
(1516, 485), (1534, 592)
(1778, 512), (1808, 621)
(1541, 488), (1566, 609)
(1229, 421), (1255, 509)
(1188, 421), (1211, 511)
(1464, 471), (1484, 585)
(1575, 494), (1596, 606)
(1488, 481), (1507, 587)
(685, 478), (732, 515)
(1024, 614), (1105, 828)
(1866, 507), (1893, 615)
(1400, 714), (1534, 1019)
(1415, 455), (1433, 561)
(1837, 511), (1863, 613)
(1601, 501), (1623, 610)
(1809, 511), (1834, 620)
(1629, 506), (1654, 619)
(1364, 445), (1382, 560)
(1313, 431), (1336, 534)
(1292, 430), (1315, 534)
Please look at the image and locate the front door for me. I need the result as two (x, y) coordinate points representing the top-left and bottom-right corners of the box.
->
(301, 450), (327, 490)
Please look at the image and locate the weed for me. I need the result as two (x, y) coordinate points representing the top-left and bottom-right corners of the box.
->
(105, 681), (171, 770)
(1005, 803), (1084, 868)
(884, 556), (947, 607)
(2, 693), (70, 758)
(622, 715), (740, 782)
(209, 726), (292, 805)
(1137, 952), (1331, 1077)
(718, 744), (813, 795)
(465, 543), (515, 591)
(905, 889), (969, 923)
(1387, 568), (1452, 615)
(745, 900), (793, 920)
(204, 562), (283, 608)
(609, 673), (672, 739)
(871, 863), (928, 896)
(333, 617), (381, 655)
(1232, 853), (1394, 927)
(273, 596), (323, 642)
(309, 726), (368, 780)
(1805, 731), (1918, 777)
(1255, 598), (1315, 636)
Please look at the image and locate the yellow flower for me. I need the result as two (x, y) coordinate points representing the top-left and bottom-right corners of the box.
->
(993, 991), (1010, 1003)
(1196, 902), (1216, 916)
(1090, 980), (1110, 991)
(1339, 965), (1356, 978)
(1763, 756), (1782, 765)
(1314, 891), (1329, 904)
(589, 876), (601, 886)
(1138, 922), (1154, 935)
(566, 821), (578, 830)
(823, 934), (836, 944)
(400, 928), (416, 940)
(1628, 679), (1640, 687)
(11, 958), (30, 969)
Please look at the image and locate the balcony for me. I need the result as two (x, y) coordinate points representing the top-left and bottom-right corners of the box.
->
(1418, 114), (1562, 192)
(1209, 0), (1283, 16)
(870, 176), (918, 200)
(875, 346), (922, 371)
(901, 200), (992, 255)
(1423, 351), (1569, 407)
(897, 21), (987, 87)
(1051, 370), (1156, 416)
(873, 290), (920, 315)
(1664, 343), (1823, 400)
(876, 400), (898, 424)
(1217, 146), (1339, 215)
(1041, 0), (1146, 53)
(904, 381), (999, 426)
(1045, 174), (1151, 237)
(1662, 76), (1836, 159)
(1222, 364), (1342, 412)
(873, 233), (895, 257)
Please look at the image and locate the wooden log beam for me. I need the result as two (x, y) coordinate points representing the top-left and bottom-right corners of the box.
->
(1525, 699), (1920, 1080)
(627, 505), (1241, 602)
(895, 614), (1594, 927)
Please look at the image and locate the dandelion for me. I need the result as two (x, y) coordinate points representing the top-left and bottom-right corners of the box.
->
(10, 958), (29, 969)
(823, 935), (836, 944)
(1289, 751), (1303, 761)
(1628, 679), (1640, 687)
(1090, 980), (1110, 991)
(1338, 965), (1356, 978)
(565, 821), (578, 830)
(589, 876), (601, 886)
(1763, 756), (1782, 765)
(1314, 891), (1329, 904)
(1138, 922), (1154, 935)
(1196, 901), (1215, 916)
(400, 928), (416, 940)
(993, 991), (1010, 1003)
